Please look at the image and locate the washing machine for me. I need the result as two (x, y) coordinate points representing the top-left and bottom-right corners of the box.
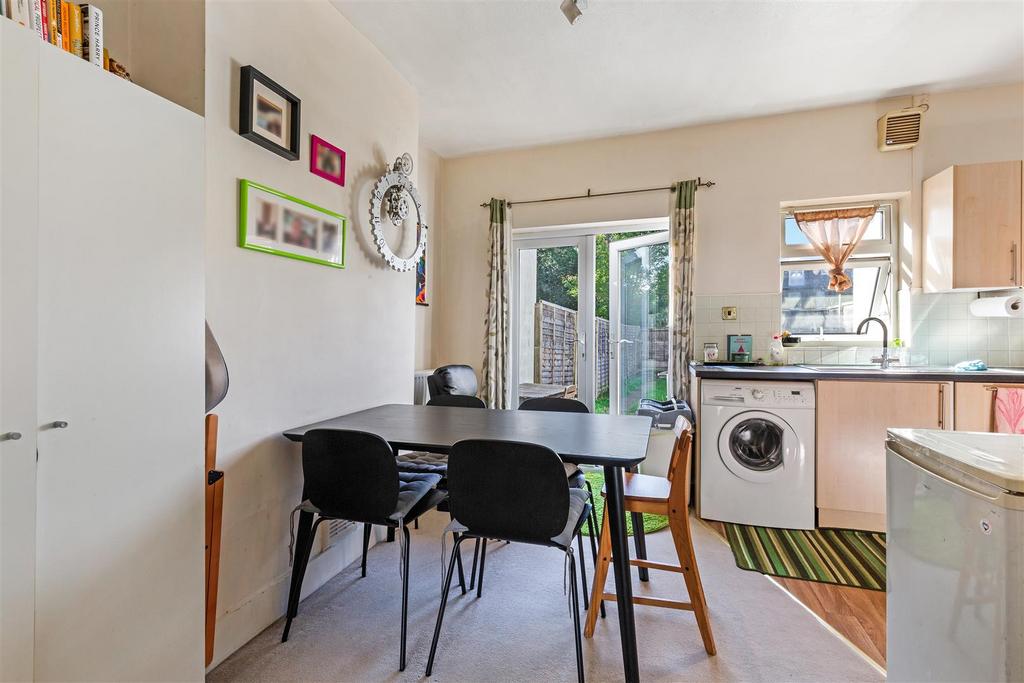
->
(699, 379), (815, 530)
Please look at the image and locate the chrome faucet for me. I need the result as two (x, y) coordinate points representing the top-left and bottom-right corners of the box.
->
(857, 317), (892, 369)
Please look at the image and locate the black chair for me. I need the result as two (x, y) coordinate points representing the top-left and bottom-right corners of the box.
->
(512, 397), (601, 613)
(282, 429), (445, 672)
(426, 439), (590, 683)
(426, 364), (478, 399)
(393, 394), (486, 476)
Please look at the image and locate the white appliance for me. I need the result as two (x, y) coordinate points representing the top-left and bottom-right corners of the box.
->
(886, 429), (1024, 683)
(699, 380), (816, 529)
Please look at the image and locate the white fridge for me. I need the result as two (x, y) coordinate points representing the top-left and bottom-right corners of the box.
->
(886, 429), (1024, 682)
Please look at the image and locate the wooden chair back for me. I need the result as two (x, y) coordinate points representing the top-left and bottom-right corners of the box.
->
(665, 416), (693, 513)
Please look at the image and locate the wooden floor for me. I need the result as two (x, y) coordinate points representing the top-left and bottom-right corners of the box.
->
(703, 520), (887, 668)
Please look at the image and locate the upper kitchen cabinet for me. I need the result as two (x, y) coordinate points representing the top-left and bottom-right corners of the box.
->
(922, 160), (1023, 291)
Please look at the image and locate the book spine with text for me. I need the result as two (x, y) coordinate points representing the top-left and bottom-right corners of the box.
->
(31, 0), (43, 38)
(46, 0), (55, 44)
(60, 1), (69, 50)
(36, 0), (46, 41)
(79, 3), (102, 67)
(68, 2), (82, 57)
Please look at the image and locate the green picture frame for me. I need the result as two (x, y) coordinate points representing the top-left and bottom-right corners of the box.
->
(238, 179), (347, 268)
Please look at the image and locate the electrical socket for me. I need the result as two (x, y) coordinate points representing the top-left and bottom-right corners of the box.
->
(721, 306), (738, 321)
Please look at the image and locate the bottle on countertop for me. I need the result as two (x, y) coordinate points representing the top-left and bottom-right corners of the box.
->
(769, 334), (785, 365)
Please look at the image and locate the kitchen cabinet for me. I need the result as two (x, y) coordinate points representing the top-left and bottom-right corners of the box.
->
(816, 380), (951, 532)
(922, 160), (1023, 291)
(955, 381), (1024, 431)
(0, 24), (205, 681)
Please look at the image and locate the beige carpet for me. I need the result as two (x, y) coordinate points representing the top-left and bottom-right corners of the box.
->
(209, 512), (883, 682)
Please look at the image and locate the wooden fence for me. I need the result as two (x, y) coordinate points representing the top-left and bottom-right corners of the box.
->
(535, 300), (667, 394)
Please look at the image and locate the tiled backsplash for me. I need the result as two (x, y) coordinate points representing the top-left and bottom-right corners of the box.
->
(909, 290), (1024, 367)
(693, 290), (1024, 368)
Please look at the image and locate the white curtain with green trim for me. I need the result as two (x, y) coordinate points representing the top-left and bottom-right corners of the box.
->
(482, 198), (511, 409)
(669, 180), (697, 402)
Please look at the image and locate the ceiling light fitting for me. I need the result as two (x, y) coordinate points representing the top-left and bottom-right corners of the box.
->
(560, 0), (584, 25)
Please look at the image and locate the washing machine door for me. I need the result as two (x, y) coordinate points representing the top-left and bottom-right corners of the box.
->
(717, 410), (796, 483)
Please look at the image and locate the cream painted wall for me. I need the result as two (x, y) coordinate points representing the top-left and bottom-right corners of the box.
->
(415, 144), (442, 369)
(434, 83), (1024, 371)
(205, 0), (419, 666)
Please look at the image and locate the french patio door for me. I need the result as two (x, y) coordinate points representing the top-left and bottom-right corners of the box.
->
(511, 235), (595, 409)
(608, 232), (671, 415)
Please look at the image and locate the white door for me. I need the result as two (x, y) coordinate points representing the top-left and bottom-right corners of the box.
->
(511, 235), (594, 408)
(34, 47), (205, 681)
(609, 233), (670, 415)
(0, 22), (39, 682)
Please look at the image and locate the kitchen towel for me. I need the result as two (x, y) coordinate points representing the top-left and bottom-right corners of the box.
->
(968, 294), (1023, 318)
(994, 387), (1024, 434)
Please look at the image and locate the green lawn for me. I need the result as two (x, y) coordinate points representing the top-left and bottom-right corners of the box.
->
(595, 374), (666, 415)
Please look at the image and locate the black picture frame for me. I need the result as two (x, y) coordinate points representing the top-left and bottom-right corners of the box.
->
(239, 65), (301, 161)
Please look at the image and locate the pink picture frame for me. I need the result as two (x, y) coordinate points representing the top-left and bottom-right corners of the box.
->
(309, 135), (346, 186)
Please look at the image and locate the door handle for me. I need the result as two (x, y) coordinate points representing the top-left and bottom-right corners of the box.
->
(1012, 242), (1019, 285)
(616, 339), (634, 345)
(0, 432), (22, 441)
(45, 421), (69, 430)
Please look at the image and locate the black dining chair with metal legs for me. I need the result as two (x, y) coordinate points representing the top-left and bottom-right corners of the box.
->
(363, 393), (487, 589)
(426, 439), (590, 683)
(282, 429), (445, 672)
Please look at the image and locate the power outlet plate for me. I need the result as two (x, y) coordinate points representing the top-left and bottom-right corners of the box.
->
(721, 306), (738, 320)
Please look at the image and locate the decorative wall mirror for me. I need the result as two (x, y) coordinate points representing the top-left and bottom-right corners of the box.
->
(369, 153), (428, 271)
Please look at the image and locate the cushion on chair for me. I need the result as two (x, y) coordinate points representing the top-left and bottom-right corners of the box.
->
(564, 462), (583, 480)
(391, 471), (443, 522)
(549, 488), (592, 548)
(396, 451), (448, 475)
(428, 365), (479, 398)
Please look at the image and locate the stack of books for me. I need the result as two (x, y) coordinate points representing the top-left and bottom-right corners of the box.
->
(1, 0), (130, 81)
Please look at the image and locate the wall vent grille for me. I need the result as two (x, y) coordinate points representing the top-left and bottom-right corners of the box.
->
(877, 106), (927, 151)
(321, 518), (355, 552)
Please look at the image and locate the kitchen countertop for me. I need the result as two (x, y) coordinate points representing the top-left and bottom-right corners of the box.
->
(690, 362), (1024, 383)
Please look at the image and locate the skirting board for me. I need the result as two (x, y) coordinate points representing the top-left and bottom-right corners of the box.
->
(818, 508), (885, 534)
(205, 521), (386, 671)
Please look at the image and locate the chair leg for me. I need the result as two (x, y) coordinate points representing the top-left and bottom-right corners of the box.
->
(400, 526), (411, 671)
(468, 538), (481, 590)
(282, 511), (317, 642)
(476, 538), (488, 598)
(386, 527), (396, 543)
(669, 511), (717, 656)
(455, 533), (467, 595)
(361, 523), (371, 578)
(569, 550), (586, 683)
(426, 536), (466, 677)
(576, 532), (590, 611)
(631, 511), (650, 582)
(584, 508), (613, 638)
(414, 518), (419, 530)
(584, 492), (604, 619)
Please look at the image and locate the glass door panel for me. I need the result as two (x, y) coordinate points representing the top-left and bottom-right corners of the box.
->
(512, 238), (587, 408)
(609, 234), (670, 416)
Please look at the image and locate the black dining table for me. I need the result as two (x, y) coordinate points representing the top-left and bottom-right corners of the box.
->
(284, 403), (652, 682)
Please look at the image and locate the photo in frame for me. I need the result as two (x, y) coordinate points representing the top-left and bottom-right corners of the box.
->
(415, 226), (428, 306)
(310, 135), (346, 186)
(726, 334), (754, 362)
(239, 66), (301, 160)
(239, 180), (346, 268)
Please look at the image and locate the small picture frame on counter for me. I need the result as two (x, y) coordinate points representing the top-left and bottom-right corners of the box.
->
(703, 342), (720, 362)
(727, 334), (753, 362)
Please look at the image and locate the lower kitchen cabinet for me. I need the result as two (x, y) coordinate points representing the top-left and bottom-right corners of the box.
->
(954, 381), (1024, 431)
(816, 380), (951, 532)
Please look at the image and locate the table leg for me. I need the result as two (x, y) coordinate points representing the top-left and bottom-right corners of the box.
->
(603, 465), (640, 683)
(631, 512), (650, 582)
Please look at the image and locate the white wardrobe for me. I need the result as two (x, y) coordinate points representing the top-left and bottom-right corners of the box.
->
(1, 21), (205, 682)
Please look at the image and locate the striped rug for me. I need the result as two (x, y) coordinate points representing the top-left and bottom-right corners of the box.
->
(724, 523), (886, 591)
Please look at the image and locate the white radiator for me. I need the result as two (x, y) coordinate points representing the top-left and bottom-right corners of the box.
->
(413, 369), (435, 405)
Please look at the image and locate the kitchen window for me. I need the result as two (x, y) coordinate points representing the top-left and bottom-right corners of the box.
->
(780, 202), (896, 340)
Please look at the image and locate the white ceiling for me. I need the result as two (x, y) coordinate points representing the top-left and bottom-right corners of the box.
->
(333, 1), (1024, 157)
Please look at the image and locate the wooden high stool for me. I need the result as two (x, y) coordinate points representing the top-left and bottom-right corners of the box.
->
(583, 416), (716, 655)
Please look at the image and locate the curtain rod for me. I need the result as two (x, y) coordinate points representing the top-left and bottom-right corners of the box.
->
(478, 177), (715, 208)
